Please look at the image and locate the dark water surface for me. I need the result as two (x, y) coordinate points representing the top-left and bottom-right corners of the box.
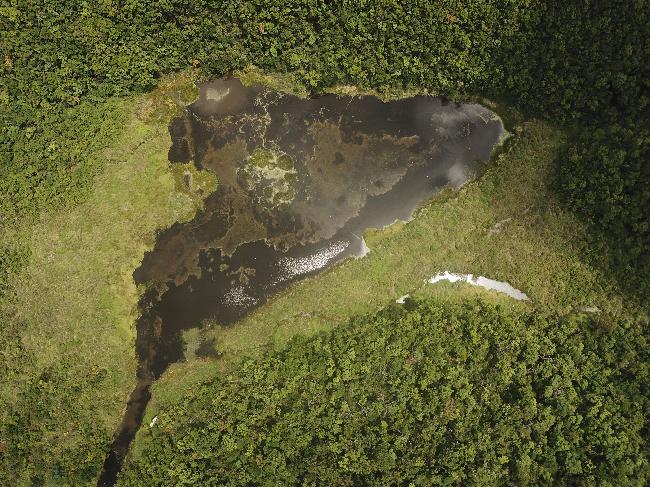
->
(98, 78), (503, 485)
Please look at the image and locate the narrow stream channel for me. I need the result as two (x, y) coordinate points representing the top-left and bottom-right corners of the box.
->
(97, 77), (504, 485)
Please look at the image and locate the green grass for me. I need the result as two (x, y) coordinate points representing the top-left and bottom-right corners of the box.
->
(132, 117), (638, 460)
(235, 64), (310, 98)
(0, 73), (215, 485)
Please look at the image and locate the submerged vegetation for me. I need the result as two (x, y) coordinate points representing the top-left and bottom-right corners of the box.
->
(1, 0), (648, 485)
(239, 148), (297, 208)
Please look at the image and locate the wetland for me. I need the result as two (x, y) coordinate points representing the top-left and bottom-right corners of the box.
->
(98, 77), (503, 485)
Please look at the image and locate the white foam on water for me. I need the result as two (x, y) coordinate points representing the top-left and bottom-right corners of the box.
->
(205, 86), (231, 103)
(355, 237), (370, 258)
(427, 271), (530, 301)
(447, 162), (468, 187)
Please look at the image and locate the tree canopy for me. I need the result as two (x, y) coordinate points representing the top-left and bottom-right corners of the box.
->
(120, 298), (649, 486)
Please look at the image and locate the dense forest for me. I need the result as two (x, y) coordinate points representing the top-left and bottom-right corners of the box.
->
(120, 298), (649, 486)
(1, 0), (648, 485)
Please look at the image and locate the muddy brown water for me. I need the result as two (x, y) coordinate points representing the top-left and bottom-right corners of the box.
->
(98, 77), (503, 485)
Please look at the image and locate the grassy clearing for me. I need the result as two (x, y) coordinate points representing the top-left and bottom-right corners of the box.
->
(235, 64), (310, 98)
(135, 117), (636, 458)
(0, 73), (215, 484)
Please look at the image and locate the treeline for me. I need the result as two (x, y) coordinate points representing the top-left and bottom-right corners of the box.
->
(3, 2), (646, 115)
(2, 0), (648, 290)
(497, 1), (649, 298)
(119, 298), (649, 486)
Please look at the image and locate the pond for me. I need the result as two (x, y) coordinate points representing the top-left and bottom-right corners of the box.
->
(98, 77), (504, 486)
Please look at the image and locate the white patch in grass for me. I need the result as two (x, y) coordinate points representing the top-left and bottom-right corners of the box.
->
(428, 271), (530, 301)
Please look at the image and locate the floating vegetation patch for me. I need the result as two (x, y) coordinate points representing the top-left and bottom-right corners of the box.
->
(238, 148), (297, 209)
